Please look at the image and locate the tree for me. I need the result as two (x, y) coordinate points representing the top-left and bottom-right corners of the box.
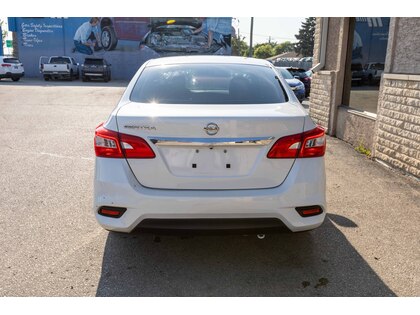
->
(253, 44), (274, 59)
(273, 41), (295, 55)
(231, 34), (249, 57)
(1, 20), (8, 48)
(294, 17), (316, 57)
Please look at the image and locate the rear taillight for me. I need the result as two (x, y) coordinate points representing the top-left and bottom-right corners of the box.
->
(300, 126), (326, 157)
(267, 133), (302, 159)
(295, 206), (323, 217)
(1, 63), (12, 67)
(267, 126), (326, 159)
(98, 206), (127, 218)
(94, 123), (155, 158)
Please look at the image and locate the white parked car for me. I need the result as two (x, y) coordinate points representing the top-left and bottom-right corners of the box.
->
(93, 56), (326, 234)
(0, 56), (24, 81)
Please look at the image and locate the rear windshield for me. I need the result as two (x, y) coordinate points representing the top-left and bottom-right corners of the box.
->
(130, 63), (287, 104)
(276, 67), (293, 80)
(3, 58), (20, 64)
(50, 57), (70, 64)
(85, 59), (104, 65)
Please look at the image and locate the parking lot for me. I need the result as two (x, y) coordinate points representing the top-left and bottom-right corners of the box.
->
(0, 79), (418, 296)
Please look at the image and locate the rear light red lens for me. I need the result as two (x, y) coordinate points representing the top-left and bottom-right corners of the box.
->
(120, 133), (156, 159)
(267, 133), (302, 159)
(94, 123), (155, 159)
(1, 64), (12, 67)
(267, 126), (326, 159)
(98, 206), (127, 218)
(295, 206), (323, 217)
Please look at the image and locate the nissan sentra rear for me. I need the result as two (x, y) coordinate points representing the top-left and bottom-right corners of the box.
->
(93, 56), (326, 233)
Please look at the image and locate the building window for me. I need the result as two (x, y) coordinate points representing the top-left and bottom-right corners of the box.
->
(343, 17), (390, 114)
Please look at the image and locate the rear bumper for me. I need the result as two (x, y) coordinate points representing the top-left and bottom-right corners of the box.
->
(82, 71), (106, 77)
(135, 218), (290, 235)
(0, 72), (24, 79)
(93, 157), (326, 233)
(43, 72), (72, 79)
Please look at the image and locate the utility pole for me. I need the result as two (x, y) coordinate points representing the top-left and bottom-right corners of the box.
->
(248, 17), (254, 57)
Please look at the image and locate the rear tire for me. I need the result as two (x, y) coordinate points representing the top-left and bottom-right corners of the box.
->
(12, 77), (20, 82)
(44, 76), (50, 81)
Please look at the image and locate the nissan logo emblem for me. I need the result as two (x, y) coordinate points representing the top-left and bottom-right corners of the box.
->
(204, 123), (219, 136)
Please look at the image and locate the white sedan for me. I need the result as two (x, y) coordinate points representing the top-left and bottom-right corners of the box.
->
(93, 56), (326, 233)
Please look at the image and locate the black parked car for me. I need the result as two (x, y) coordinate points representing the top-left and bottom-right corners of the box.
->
(81, 58), (111, 82)
(285, 67), (311, 97)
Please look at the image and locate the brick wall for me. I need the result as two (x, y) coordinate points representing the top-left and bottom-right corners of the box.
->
(309, 71), (335, 130)
(312, 18), (322, 64)
(374, 75), (420, 177)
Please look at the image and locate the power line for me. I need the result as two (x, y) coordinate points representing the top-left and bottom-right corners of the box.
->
(239, 31), (296, 41)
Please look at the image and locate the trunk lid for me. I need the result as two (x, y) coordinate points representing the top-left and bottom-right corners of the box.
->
(116, 102), (305, 190)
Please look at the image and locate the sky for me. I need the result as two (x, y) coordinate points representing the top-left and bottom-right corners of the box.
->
(234, 17), (306, 45)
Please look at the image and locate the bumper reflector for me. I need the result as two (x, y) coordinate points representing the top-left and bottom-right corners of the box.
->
(295, 206), (323, 217)
(98, 206), (127, 218)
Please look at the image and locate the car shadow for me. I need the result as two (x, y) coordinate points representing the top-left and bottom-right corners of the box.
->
(96, 215), (395, 297)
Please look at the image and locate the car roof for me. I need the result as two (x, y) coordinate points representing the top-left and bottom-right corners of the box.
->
(146, 55), (273, 67)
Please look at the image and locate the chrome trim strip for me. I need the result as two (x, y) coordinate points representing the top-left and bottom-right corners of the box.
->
(149, 137), (274, 147)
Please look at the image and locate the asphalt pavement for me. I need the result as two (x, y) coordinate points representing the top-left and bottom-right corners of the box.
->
(0, 79), (418, 296)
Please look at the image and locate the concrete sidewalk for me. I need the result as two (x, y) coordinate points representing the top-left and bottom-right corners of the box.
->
(323, 136), (419, 296)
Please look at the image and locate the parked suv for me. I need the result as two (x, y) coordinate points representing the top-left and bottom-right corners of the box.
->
(0, 56), (24, 81)
(81, 58), (111, 82)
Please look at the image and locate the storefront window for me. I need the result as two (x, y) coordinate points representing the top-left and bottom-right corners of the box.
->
(344, 17), (390, 114)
